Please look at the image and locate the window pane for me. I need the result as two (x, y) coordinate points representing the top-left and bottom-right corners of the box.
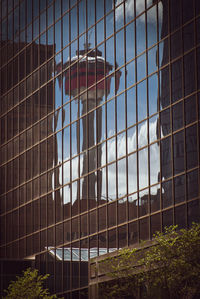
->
(118, 158), (127, 198)
(139, 147), (148, 190)
(173, 131), (184, 175)
(128, 153), (137, 194)
(137, 80), (147, 121)
(186, 125), (198, 170)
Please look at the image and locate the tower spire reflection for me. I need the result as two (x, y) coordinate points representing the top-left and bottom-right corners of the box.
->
(57, 45), (121, 208)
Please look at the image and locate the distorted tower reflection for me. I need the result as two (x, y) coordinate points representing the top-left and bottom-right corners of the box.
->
(59, 44), (120, 207)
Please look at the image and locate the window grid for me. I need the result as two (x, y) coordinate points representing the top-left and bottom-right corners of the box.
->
(0, 0), (200, 297)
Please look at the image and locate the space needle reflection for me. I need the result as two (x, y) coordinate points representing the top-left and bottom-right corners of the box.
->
(57, 43), (121, 208)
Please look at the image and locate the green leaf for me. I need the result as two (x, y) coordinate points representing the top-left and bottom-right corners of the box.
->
(99, 223), (200, 299)
(3, 268), (64, 299)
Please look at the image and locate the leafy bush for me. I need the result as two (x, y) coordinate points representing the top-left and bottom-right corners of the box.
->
(3, 268), (63, 299)
(100, 223), (200, 299)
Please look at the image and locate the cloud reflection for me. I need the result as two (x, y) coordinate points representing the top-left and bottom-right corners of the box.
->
(115, 0), (163, 23)
(63, 118), (160, 204)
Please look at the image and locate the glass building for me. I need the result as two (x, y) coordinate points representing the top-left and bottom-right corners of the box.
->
(0, 0), (200, 297)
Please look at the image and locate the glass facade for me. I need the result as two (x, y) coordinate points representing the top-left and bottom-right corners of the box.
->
(0, 0), (200, 297)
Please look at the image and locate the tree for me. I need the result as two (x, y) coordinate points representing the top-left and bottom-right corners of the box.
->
(99, 223), (200, 299)
(3, 268), (63, 299)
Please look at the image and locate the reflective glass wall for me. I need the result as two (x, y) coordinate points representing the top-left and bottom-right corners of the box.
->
(0, 0), (200, 297)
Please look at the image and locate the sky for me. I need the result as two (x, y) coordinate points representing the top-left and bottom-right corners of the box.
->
(61, 116), (160, 204)
(3, 0), (163, 205)
(55, 0), (163, 205)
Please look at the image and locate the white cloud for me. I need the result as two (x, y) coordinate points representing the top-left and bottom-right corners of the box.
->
(63, 119), (160, 204)
(105, 119), (160, 198)
(115, 0), (163, 24)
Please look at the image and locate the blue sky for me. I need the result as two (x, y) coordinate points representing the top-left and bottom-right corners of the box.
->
(53, 0), (163, 202)
(4, 0), (163, 202)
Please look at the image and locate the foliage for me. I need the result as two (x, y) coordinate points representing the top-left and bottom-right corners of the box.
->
(3, 268), (63, 299)
(99, 223), (200, 299)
